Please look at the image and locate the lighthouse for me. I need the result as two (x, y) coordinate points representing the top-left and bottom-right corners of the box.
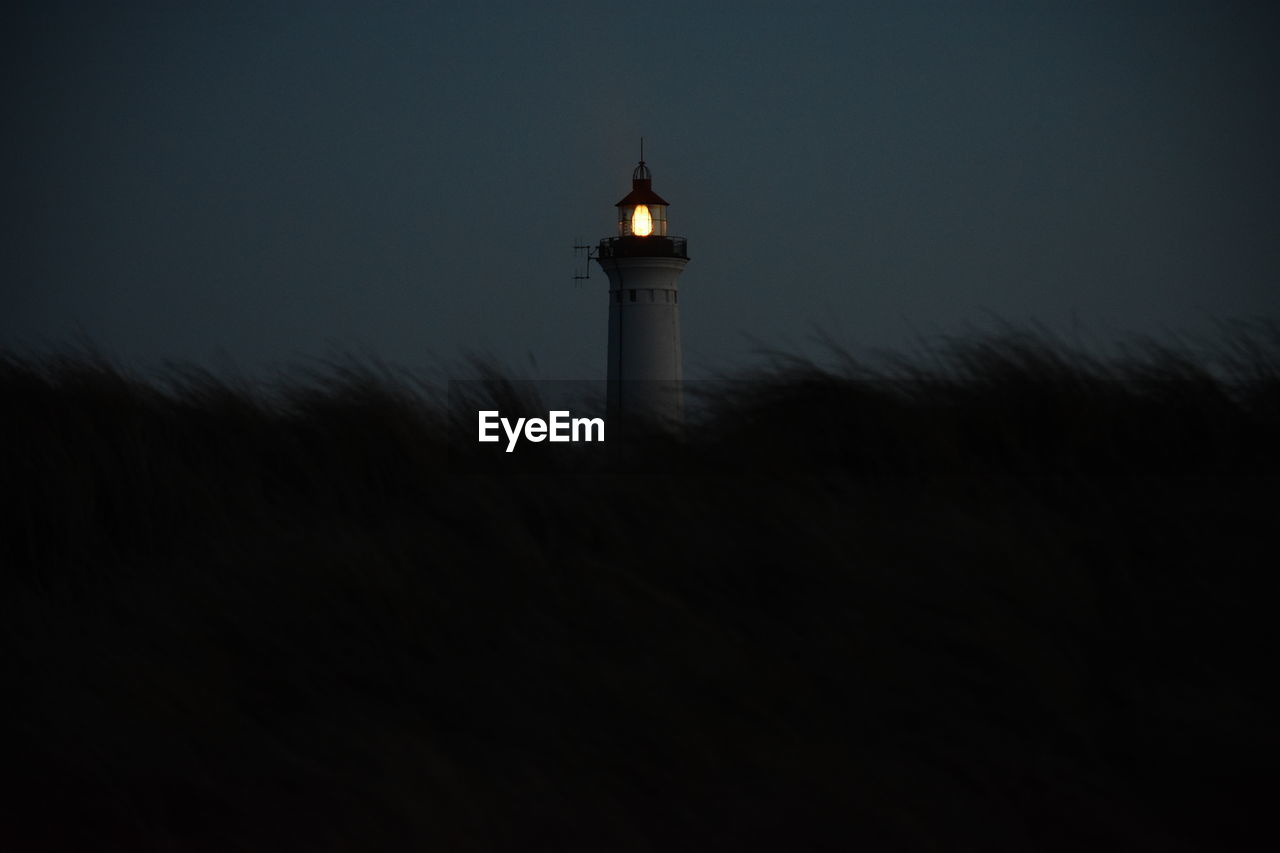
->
(596, 154), (689, 427)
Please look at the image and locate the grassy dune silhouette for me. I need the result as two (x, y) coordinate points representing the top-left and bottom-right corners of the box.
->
(3, 324), (1277, 851)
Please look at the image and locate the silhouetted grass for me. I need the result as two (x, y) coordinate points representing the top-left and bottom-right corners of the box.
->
(2, 324), (1278, 851)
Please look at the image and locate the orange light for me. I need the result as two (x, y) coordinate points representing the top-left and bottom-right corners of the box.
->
(632, 204), (653, 237)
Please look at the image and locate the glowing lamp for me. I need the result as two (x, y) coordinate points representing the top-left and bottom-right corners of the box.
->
(632, 204), (653, 236)
(616, 160), (668, 237)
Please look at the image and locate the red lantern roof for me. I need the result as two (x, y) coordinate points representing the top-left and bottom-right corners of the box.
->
(615, 161), (669, 207)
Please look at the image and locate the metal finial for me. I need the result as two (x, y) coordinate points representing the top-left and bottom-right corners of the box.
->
(640, 136), (644, 163)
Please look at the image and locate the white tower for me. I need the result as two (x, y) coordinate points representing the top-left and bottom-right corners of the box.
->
(596, 156), (689, 426)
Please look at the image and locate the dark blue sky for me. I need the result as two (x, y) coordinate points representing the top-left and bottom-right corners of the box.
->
(5, 1), (1277, 378)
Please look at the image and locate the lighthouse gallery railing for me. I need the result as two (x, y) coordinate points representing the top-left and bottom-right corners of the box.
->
(597, 235), (688, 260)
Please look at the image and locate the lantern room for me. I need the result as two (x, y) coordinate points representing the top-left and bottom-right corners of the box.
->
(616, 160), (669, 237)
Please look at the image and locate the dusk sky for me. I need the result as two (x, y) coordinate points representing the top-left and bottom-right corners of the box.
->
(5, 1), (1277, 379)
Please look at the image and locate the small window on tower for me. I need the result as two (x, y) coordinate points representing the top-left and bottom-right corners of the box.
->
(649, 290), (655, 302)
(674, 291), (678, 304)
(629, 290), (636, 302)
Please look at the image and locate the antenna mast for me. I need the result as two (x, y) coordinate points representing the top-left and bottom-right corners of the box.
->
(573, 239), (596, 283)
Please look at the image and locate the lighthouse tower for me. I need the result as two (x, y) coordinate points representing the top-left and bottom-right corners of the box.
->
(596, 155), (689, 426)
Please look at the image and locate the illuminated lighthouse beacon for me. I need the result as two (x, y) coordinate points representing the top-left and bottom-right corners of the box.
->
(596, 154), (689, 427)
